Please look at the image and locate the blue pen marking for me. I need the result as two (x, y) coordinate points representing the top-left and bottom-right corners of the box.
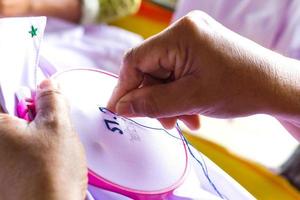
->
(99, 107), (227, 199)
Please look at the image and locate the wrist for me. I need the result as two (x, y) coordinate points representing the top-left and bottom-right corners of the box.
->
(263, 55), (300, 121)
(247, 52), (300, 140)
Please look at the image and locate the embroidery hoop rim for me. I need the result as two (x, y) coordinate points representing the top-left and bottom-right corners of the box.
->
(51, 68), (189, 196)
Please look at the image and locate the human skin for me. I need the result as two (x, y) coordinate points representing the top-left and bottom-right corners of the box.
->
(0, 80), (87, 200)
(107, 11), (300, 140)
(0, 0), (81, 22)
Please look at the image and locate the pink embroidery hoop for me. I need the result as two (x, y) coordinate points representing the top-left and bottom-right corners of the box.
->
(17, 69), (189, 199)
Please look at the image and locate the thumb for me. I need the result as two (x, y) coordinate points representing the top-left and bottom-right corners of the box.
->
(115, 78), (194, 118)
(34, 79), (71, 131)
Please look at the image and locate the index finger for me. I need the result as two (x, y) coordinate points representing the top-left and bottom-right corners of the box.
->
(107, 33), (175, 111)
(107, 52), (143, 112)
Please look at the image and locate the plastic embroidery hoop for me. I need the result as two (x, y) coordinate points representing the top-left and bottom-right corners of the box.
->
(21, 68), (189, 199)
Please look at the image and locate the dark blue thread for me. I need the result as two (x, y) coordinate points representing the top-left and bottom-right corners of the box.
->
(99, 107), (226, 199)
(176, 125), (226, 199)
(99, 107), (180, 140)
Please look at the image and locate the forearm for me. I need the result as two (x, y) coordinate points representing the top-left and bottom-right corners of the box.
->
(31, 0), (81, 23)
(263, 55), (300, 140)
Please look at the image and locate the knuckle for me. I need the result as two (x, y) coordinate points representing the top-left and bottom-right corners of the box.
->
(186, 10), (209, 22)
(180, 10), (211, 29)
(37, 89), (62, 102)
(123, 48), (136, 65)
(178, 10), (215, 43)
(123, 46), (143, 68)
(39, 112), (72, 135)
(38, 89), (69, 109)
(187, 10), (208, 19)
(39, 112), (61, 130)
(180, 11), (197, 25)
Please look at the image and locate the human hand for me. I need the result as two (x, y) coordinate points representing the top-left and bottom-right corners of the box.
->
(108, 11), (294, 130)
(0, 80), (87, 200)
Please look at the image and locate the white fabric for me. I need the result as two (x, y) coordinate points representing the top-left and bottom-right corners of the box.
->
(0, 17), (254, 200)
(54, 69), (188, 192)
(0, 17), (46, 114)
(41, 18), (142, 75)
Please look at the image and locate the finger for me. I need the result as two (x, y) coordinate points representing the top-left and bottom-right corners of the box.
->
(107, 61), (143, 112)
(34, 79), (71, 133)
(115, 76), (195, 118)
(179, 115), (201, 130)
(134, 75), (178, 130)
(158, 115), (201, 131)
(107, 32), (177, 111)
(158, 117), (177, 130)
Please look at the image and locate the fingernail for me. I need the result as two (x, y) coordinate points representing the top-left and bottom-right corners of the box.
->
(39, 79), (59, 90)
(116, 101), (134, 116)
